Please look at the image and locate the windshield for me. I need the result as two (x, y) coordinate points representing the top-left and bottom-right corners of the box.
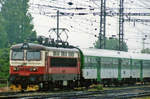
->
(11, 51), (24, 60)
(26, 51), (41, 60)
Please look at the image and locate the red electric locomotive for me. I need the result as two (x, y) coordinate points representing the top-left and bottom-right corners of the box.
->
(9, 43), (81, 91)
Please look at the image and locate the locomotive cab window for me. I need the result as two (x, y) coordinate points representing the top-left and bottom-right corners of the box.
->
(11, 50), (24, 60)
(26, 51), (41, 60)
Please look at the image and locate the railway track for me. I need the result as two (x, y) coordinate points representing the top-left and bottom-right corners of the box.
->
(1, 85), (150, 99)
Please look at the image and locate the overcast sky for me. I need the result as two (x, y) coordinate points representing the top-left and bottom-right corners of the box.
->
(29, 0), (150, 53)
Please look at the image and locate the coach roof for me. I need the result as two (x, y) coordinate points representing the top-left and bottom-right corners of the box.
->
(81, 48), (150, 60)
(45, 46), (79, 52)
(11, 43), (79, 52)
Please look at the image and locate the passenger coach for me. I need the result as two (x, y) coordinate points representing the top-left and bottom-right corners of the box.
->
(81, 48), (150, 86)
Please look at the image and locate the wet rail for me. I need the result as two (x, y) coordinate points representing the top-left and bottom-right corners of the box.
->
(1, 85), (150, 99)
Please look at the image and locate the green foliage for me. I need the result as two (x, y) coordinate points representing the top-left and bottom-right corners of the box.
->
(88, 84), (103, 91)
(141, 48), (150, 54)
(94, 38), (128, 51)
(0, 14), (7, 48)
(95, 84), (103, 90)
(0, 48), (9, 79)
(1, 0), (36, 46)
(0, 0), (37, 79)
(0, 83), (7, 88)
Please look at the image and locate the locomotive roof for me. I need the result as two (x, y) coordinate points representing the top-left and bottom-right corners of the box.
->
(11, 43), (46, 50)
(11, 43), (79, 52)
(45, 47), (79, 52)
(81, 48), (150, 60)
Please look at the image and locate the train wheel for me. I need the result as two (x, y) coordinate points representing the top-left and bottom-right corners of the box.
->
(43, 82), (54, 91)
(49, 82), (54, 91)
(68, 81), (76, 89)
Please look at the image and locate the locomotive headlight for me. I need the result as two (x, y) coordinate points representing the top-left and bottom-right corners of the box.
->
(32, 67), (37, 72)
(13, 67), (19, 71)
(30, 67), (37, 72)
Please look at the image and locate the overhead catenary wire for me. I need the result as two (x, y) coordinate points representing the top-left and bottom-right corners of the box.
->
(29, 0), (150, 51)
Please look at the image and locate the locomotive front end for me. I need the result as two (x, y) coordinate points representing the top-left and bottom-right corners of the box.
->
(9, 43), (46, 91)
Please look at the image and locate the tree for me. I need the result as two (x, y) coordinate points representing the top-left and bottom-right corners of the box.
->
(1, 0), (36, 45)
(0, 14), (7, 48)
(0, 48), (9, 79)
(141, 48), (150, 54)
(94, 38), (128, 51)
(0, 0), (37, 79)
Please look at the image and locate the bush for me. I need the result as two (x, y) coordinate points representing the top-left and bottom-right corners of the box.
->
(96, 84), (103, 90)
(0, 48), (9, 79)
(88, 84), (103, 91)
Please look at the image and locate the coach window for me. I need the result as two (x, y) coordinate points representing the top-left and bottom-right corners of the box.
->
(88, 57), (91, 62)
(68, 52), (74, 57)
(53, 51), (60, 56)
(84, 57), (88, 63)
(51, 57), (77, 67)
(92, 57), (96, 63)
(87, 57), (91, 62)
(84, 57), (87, 63)
(61, 51), (67, 56)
